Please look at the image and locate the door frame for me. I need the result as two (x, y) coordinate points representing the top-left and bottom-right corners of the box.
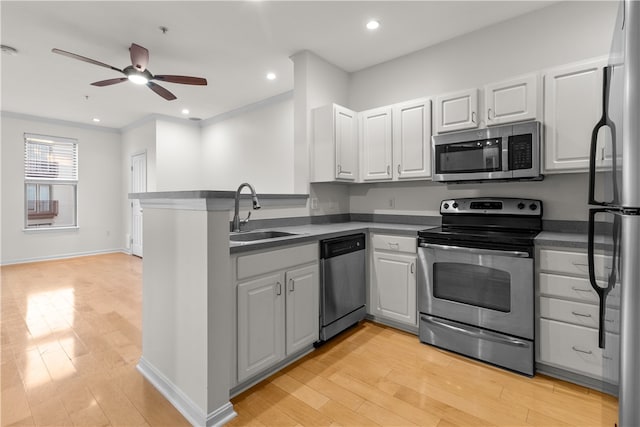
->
(130, 151), (147, 257)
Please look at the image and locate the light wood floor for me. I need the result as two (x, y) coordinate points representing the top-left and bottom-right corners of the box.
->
(2, 254), (618, 426)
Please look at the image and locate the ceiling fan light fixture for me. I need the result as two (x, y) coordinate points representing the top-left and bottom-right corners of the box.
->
(128, 74), (149, 85)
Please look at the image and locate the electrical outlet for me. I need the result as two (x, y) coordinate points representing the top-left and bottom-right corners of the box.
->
(310, 198), (318, 210)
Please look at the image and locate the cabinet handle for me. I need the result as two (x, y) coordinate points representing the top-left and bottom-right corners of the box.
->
(571, 311), (593, 318)
(289, 278), (295, 292)
(471, 111), (476, 124)
(276, 282), (282, 296)
(337, 164), (342, 174)
(488, 108), (493, 120)
(387, 165), (391, 175)
(388, 242), (400, 250)
(572, 346), (593, 355)
(601, 147), (606, 161)
(571, 286), (593, 293)
(397, 164), (401, 174)
(410, 263), (415, 274)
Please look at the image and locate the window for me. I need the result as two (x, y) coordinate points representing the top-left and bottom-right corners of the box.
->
(24, 134), (78, 229)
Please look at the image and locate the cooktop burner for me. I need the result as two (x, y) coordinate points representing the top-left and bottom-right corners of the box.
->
(418, 197), (543, 248)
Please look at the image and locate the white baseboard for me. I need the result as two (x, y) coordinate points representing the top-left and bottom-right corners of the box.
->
(137, 357), (237, 427)
(0, 248), (129, 266)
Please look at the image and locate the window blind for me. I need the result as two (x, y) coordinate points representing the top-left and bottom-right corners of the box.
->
(24, 134), (78, 181)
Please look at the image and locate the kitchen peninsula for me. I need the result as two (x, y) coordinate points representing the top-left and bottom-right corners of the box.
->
(129, 190), (308, 427)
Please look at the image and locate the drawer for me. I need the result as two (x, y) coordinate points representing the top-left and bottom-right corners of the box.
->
(539, 273), (620, 308)
(540, 297), (620, 333)
(539, 249), (613, 279)
(371, 234), (416, 253)
(538, 318), (618, 383)
(236, 243), (317, 280)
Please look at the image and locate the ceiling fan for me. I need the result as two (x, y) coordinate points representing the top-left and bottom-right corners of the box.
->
(51, 43), (207, 101)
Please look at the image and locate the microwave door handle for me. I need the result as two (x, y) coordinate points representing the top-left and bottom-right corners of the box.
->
(419, 242), (529, 258)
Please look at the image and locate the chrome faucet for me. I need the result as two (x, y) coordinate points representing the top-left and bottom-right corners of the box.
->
(232, 183), (261, 232)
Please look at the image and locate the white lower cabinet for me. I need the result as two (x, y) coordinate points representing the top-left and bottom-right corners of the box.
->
(537, 247), (619, 385)
(370, 234), (417, 327)
(235, 244), (319, 383)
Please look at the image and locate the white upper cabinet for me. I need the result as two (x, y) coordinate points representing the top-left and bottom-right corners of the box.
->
(435, 88), (479, 134)
(360, 106), (393, 181)
(393, 98), (432, 180)
(485, 74), (538, 126)
(543, 57), (608, 173)
(312, 104), (358, 182)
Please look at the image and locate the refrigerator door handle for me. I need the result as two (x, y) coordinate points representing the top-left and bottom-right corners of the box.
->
(587, 208), (620, 349)
(588, 65), (618, 206)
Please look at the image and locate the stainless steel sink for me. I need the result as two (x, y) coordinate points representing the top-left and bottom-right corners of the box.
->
(229, 230), (298, 242)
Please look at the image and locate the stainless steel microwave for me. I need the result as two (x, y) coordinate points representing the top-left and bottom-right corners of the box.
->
(431, 121), (542, 183)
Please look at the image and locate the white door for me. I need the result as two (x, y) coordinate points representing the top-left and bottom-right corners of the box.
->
(485, 74), (538, 126)
(285, 264), (319, 355)
(373, 251), (417, 326)
(237, 273), (285, 382)
(435, 88), (479, 134)
(543, 57), (607, 173)
(361, 107), (393, 181)
(393, 99), (431, 180)
(334, 105), (358, 181)
(131, 152), (146, 257)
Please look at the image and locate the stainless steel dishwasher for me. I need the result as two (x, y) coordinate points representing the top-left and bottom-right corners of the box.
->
(319, 233), (366, 342)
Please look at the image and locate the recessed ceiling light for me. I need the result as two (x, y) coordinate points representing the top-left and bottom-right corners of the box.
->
(266, 72), (276, 81)
(181, 108), (190, 115)
(92, 118), (100, 123)
(366, 20), (380, 30)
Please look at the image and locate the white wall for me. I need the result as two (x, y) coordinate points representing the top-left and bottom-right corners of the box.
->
(155, 120), (202, 191)
(201, 97), (295, 193)
(347, 1), (619, 221)
(1, 115), (124, 264)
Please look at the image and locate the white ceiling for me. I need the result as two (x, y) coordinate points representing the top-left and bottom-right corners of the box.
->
(1, 1), (554, 130)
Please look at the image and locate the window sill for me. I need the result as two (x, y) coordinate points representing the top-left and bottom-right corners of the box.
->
(23, 226), (79, 233)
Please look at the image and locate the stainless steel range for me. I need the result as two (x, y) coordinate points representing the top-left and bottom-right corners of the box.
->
(417, 197), (542, 376)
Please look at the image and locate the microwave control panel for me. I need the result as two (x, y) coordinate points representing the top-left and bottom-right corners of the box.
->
(508, 134), (533, 170)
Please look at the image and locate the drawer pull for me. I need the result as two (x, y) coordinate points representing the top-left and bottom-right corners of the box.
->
(388, 242), (400, 249)
(603, 356), (613, 360)
(571, 311), (593, 318)
(572, 346), (593, 355)
(571, 286), (593, 293)
(573, 261), (612, 270)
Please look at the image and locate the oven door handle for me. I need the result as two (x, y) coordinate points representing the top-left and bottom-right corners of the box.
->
(420, 316), (530, 348)
(418, 242), (530, 258)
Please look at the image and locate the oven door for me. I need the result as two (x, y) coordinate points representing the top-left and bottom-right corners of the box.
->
(418, 242), (534, 339)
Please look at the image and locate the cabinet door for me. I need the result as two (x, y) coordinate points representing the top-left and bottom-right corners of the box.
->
(237, 273), (285, 382)
(285, 264), (319, 355)
(360, 107), (393, 181)
(435, 88), (479, 134)
(372, 251), (417, 326)
(485, 74), (538, 126)
(393, 99), (432, 180)
(543, 58), (607, 173)
(335, 105), (358, 181)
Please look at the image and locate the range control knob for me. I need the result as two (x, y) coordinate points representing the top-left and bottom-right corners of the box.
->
(529, 203), (538, 211)
(443, 203), (450, 210)
(517, 202), (525, 210)
(452, 202), (459, 209)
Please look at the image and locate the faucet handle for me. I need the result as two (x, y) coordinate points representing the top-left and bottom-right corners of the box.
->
(240, 211), (251, 225)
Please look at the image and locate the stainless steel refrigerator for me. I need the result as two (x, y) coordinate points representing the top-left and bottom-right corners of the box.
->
(588, 1), (640, 425)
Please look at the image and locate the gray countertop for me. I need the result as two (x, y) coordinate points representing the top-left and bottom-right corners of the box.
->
(535, 231), (614, 250)
(230, 222), (430, 254)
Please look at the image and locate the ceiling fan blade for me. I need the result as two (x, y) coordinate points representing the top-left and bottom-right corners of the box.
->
(147, 81), (177, 101)
(51, 48), (123, 73)
(91, 77), (128, 87)
(129, 43), (149, 72)
(153, 75), (208, 85)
